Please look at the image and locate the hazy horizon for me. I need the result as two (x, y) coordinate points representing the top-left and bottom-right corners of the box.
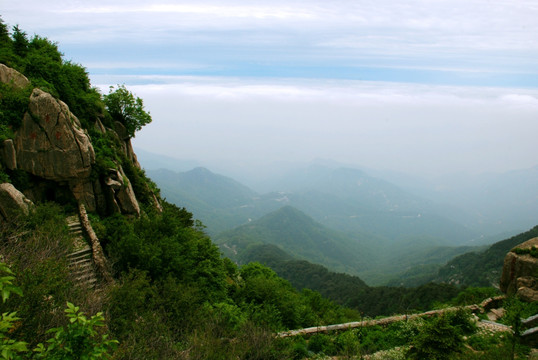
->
(3, 0), (538, 179)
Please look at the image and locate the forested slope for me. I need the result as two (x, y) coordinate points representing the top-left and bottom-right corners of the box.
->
(436, 225), (538, 286)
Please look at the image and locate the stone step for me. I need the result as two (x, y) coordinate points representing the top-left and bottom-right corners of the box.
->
(66, 216), (98, 289)
(68, 254), (92, 265)
(67, 246), (92, 259)
(69, 260), (93, 270)
(75, 274), (97, 287)
(73, 268), (96, 279)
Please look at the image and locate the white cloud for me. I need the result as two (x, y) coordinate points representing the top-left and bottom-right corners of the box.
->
(122, 77), (538, 176)
(4, 1), (538, 177)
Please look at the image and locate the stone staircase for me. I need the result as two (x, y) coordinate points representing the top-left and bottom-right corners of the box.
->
(66, 215), (98, 288)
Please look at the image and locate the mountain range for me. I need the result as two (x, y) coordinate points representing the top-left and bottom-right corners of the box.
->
(142, 149), (536, 284)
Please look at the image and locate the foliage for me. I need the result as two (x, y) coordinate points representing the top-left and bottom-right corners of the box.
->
(406, 313), (466, 360)
(0, 203), (75, 345)
(334, 329), (362, 359)
(512, 246), (538, 258)
(243, 243), (466, 317)
(437, 225), (538, 286)
(0, 261), (117, 360)
(0, 21), (103, 129)
(450, 287), (500, 306)
(0, 82), (32, 141)
(103, 201), (226, 300)
(33, 302), (118, 359)
(103, 85), (151, 138)
(0, 263), (28, 359)
(120, 153), (160, 209)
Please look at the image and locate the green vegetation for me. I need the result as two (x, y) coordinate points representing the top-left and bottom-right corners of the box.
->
(0, 19), (103, 129)
(0, 82), (32, 141)
(437, 225), (538, 286)
(217, 205), (376, 275)
(103, 85), (152, 138)
(512, 246), (538, 258)
(241, 243), (501, 317)
(0, 203), (361, 359)
(0, 261), (117, 359)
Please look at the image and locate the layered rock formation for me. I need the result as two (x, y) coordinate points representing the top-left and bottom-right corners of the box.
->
(500, 237), (538, 302)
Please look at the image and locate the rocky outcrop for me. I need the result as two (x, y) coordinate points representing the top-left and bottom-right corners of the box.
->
(113, 121), (141, 168)
(0, 63), (30, 89)
(0, 183), (33, 221)
(500, 237), (538, 302)
(0, 65), (161, 218)
(13, 88), (95, 181)
(103, 166), (140, 216)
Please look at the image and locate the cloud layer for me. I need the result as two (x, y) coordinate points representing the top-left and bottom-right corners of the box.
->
(3, 0), (538, 85)
(105, 77), (538, 177)
(3, 1), (538, 177)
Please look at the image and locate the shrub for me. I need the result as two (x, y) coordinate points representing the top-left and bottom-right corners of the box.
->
(307, 333), (335, 354)
(0, 262), (28, 359)
(407, 313), (465, 360)
(34, 302), (118, 359)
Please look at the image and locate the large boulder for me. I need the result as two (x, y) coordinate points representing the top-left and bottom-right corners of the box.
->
(103, 166), (140, 216)
(0, 183), (33, 221)
(500, 237), (538, 302)
(13, 88), (95, 181)
(0, 64), (30, 89)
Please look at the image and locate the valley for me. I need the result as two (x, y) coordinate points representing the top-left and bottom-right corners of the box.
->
(144, 156), (535, 285)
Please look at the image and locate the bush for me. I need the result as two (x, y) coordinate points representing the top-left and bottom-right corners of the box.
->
(307, 333), (335, 354)
(0, 82), (32, 140)
(335, 329), (361, 359)
(407, 313), (466, 360)
(34, 302), (118, 359)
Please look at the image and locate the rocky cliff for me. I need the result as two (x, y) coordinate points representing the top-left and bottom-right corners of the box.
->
(0, 64), (158, 221)
(500, 237), (538, 302)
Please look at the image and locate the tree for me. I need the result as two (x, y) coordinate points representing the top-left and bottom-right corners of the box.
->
(11, 25), (28, 58)
(103, 85), (152, 138)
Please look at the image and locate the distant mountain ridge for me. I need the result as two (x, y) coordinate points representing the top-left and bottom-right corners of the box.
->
(149, 164), (478, 245)
(148, 164), (493, 284)
(216, 205), (376, 275)
(216, 204), (482, 285)
(148, 167), (265, 234)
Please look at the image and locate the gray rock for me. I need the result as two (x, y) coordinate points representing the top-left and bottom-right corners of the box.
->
(0, 64), (30, 89)
(500, 237), (538, 302)
(0, 183), (33, 220)
(1, 139), (17, 170)
(13, 88), (95, 181)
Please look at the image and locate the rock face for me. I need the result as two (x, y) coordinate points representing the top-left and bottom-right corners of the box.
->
(0, 183), (33, 221)
(500, 237), (538, 302)
(13, 88), (95, 181)
(0, 63), (30, 89)
(103, 167), (140, 216)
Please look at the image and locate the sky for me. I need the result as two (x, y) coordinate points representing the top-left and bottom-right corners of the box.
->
(2, 0), (538, 179)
